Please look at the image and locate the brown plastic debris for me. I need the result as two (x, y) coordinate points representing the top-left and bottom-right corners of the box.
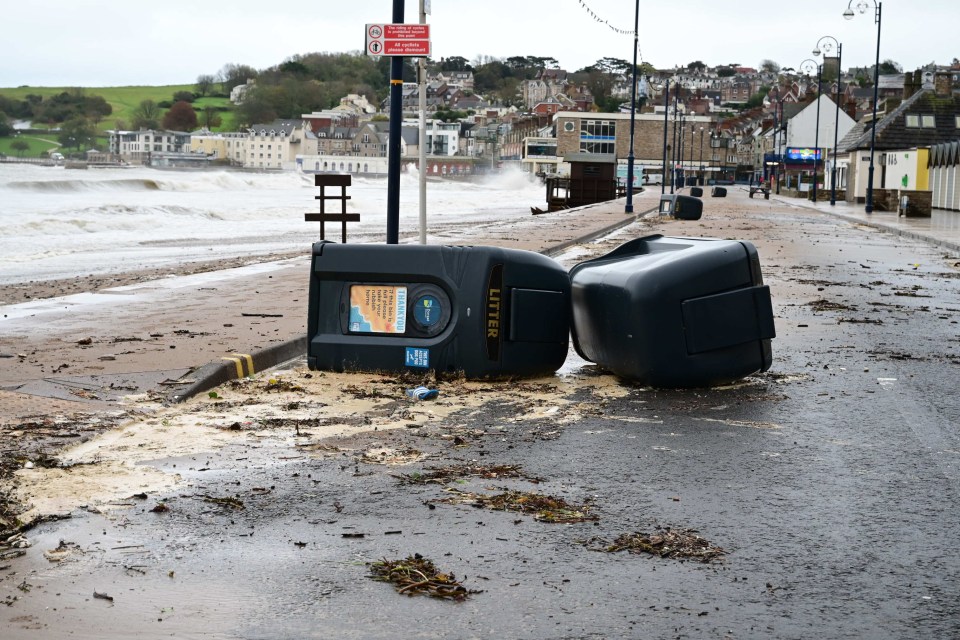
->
(436, 488), (597, 523)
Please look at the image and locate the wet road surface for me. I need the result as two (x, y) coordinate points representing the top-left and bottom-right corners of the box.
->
(2, 191), (960, 639)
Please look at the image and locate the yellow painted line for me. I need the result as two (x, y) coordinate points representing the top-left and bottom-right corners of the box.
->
(221, 357), (244, 378)
(232, 353), (255, 376)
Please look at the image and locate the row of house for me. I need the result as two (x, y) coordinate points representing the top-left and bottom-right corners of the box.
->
(104, 59), (960, 212)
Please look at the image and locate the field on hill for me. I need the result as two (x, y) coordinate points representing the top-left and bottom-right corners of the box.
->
(0, 84), (236, 157)
(0, 84), (235, 134)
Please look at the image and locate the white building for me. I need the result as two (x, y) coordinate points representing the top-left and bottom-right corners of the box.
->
(244, 120), (305, 170)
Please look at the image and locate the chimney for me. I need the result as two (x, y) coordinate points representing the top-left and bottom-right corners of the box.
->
(903, 71), (915, 99)
(934, 71), (953, 97)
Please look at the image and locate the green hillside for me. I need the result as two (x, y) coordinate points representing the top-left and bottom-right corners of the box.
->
(0, 84), (234, 157)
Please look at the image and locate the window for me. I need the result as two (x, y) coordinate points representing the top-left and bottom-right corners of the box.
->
(955, 116), (960, 128)
(579, 119), (616, 154)
(921, 115), (936, 128)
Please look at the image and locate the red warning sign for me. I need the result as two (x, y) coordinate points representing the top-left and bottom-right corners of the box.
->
(366, 23), (431, 57)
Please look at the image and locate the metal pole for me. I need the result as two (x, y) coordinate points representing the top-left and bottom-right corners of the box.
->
(831, 43), (842, 205)
(865, 2), (882, 214)
(813, 63), (822, 203)
(386, 0), (405, 243)
(776, 95), (782, 194)
(625, 0), (639, 213)
(661, 79), (669, 195)
(699, 127), (704, 186)
(830, 42), (843, 206)
(670, 90), (679, 194)
(417, 0), (427, 244)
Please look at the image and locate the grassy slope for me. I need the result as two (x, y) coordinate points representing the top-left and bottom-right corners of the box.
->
(0, 134), (60, 157)
(0, 85), (235, 155)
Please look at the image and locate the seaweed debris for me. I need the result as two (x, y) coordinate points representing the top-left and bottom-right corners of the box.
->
(368, 554), (478, 601)
(436, 488), (596, 523)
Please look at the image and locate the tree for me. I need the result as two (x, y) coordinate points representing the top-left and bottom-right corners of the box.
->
(0, 111), (13, 137)
(196, 74), (216, 97)
(173, 90), (195, 103)
(717, 67), (736, 77)
(440, 56), (472, 72)
(11, 139), (30, 157)
(219, 63), (258, 92)
(200, 105), (222, 129)
(57, 116), (96, 150)
(131, 99), (162, 130)
(687, 60), (706, 72)
(162, 101), (199, 131)
(760, 59), (781, 74)
(878, 59), (903, 74)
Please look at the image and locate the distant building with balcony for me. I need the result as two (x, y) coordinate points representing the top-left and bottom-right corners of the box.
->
(107, 129), (191, 164)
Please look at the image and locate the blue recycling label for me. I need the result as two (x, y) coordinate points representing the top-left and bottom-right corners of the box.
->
(405, 347), (430, 369)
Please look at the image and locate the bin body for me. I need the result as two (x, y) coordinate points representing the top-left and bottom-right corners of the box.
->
(569, 235), (775, 387)
(658, 195), (703, 220)
(689, 186), (704, 198)
(308, 242), (570, 378)
(711, 187), (727, 197)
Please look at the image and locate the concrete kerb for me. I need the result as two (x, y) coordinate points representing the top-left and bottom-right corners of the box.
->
(169, 204), (657, 404)
(167, 335), (307, 403)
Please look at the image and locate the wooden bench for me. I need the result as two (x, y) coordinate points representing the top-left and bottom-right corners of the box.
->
(305, 174), (360, 243)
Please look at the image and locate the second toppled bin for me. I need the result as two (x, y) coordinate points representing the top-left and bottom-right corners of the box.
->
(569, 234), (775, 388)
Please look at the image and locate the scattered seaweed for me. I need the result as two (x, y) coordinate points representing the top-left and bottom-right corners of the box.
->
(396, 464), (542, 485)
(589, 527), (726, 562)
(368, 554), (478, 601)
(263, 378), (307, 393)
(436, 488), (597, 523)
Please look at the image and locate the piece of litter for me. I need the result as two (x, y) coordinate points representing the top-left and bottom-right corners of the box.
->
(406, 386), (439, 401)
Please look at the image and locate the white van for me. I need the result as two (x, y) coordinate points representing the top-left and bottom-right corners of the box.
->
(643, 173), (663, 185)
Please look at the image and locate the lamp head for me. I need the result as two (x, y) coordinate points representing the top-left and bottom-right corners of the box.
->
(812, 47), (822, 57)
(843, 7), (855, 19)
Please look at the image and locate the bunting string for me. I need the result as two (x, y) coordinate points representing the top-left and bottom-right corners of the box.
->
(575, 0), (644, 65)
(576, 0), (636, 36)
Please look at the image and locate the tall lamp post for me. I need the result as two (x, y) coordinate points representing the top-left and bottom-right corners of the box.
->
(661, 78), (670, 195)
(800, 59), (822, 203)
(773, 86), (783, 194)
(670, 89), (680, 194)
(813, 35), (843, 206)
(698, 126), (705, 186)
(844, 0), (882, 214)
(625, 0), (640, 213)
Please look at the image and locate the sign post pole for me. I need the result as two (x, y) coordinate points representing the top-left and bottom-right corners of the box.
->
(386, 0), (405, 244)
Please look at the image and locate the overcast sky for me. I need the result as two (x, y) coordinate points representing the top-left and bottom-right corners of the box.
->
(3, 0), (957, 88)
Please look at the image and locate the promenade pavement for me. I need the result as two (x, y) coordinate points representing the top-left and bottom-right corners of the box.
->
(1, 184), (958, 424)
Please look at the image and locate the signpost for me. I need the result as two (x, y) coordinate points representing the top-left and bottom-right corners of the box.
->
(366, 9), (433, 244)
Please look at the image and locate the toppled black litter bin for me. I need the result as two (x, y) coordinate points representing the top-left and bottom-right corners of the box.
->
(689, 186), (704, 198)
(658, 194), (703, 220)
(569, 235), (775, 387)
(711, 187), (727, 197)
(307, 242), (570, 378)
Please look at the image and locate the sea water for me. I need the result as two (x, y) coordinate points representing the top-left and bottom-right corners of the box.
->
(0, 164), (547, 285)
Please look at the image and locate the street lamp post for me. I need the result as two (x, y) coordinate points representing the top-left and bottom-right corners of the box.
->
(670, 88), (680, 194)
(801, 59), (822, 203)
(625, 0), (640, 213)
(661, 78), (670, 195)
(813, 35), (843, 206)
(844, 0), (882, 214)
(698, 126), (705, 186)
(773, 86), (783, 194)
